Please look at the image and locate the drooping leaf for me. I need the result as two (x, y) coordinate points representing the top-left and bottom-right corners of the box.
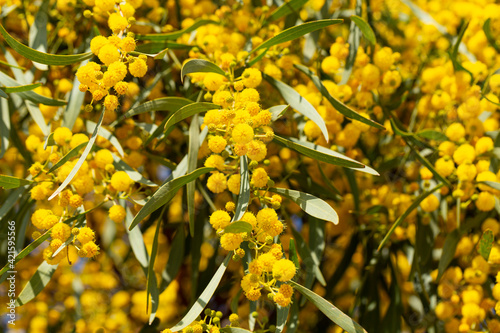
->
(350, 15), (376, 45)
(48, 109), (105, 200)
(15, 261), (58, 306)
(290, 281), (367, 333)
(224, 221), (253, 234)
(479, 230), (494, 261)
(181, 59), (227, 82)
(0, 71), (66, 106)
(484, 18), (500, 53)
(0, 82), (41, 93)
(160, 225), (185, 292)
(120, 97), (193, 121)
(87, 120), (125, 156)
(378, 183), (445, 251)
(276, 304), (290, 333)
(269, 187), (338, 224)
(249, 19), (343, 55)
(187, 115), (200, 236)
(0, 24), (93, 65)
(290, 226), (326, 287)
(234, 156), (250, 221)
(137, 19), (219, 41)
(265, 0), (309, 24)
(416, 129), (447, 141)
(47, 142), (87, 173)
(264, 74), (329, 141)
(269, 105), (289, 121)
(164, 102), (219, 133)
(62, 65), (87, 130)
(0, 175), (34, 189)
(295, 64), (385, 130)
(289, 238), (300, 269)
(28, 0), (49, 71)
(479, 181), (500, 191)
(273, 135), (370, 171)
(169, 254), (231, 332)
(129, 167), (215, 231)
(146, 216), (163, 323)
(26, 101), (51, 136)
(0, 98), (11, 158)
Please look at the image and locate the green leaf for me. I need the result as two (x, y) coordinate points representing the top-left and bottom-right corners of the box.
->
(169, 253), (231, 332)
(437, 229), (460, 281)
(350, 15), (376, 45)
(289, 281), (367, 333)
(26, 101), (50, 136)
(0, 175), (33, 189)
(290, 226), (326, 286)
(416, 129), (447, 141)
(0, 98), (11, 158)
(137, 19), (219, 41)
(479, 230), (494, 261)
(0, 88), (8, 99)
(121, 97), (193, 121)
(407, 141), (451, 187)
(188, 115), (200, 236)
(62, 68), (87, 130)
(273, 135), (370, 171)
(289, 239), (300, 269)
(28, 0), (49, 71)
(47, 142), (87, 173)
(234, 156), (250, 221)
(146, 217), (162, 323)
(224, 221), (253, 234)
(129, 167), (215, 231)
(378, 183), (444, 251)
(484, 18), (500, 53)
(48, 108), (105, 200)
(15, 261), (58, 306)
(1, 82), (41, 93)
(269, 105), (289, 121)
(479, 181), (500, 191)
(160, 225), (185, 292)
(181, 59), (227, 82)
(249, 19), (343, 55)
(0, 71), (66, 106)
(451, 21), (469, 63)
(164, 102), (219, 133)
(265, 0), (309, 24)
(43, 132), (55, 149)
(0, 24), (93, 65)
(294, 64), (385, 130)
(340, 7), (361, 85)
(263, 74), (329, 141)
(269, 187), (338, 224)
(276, 304), (290, 333)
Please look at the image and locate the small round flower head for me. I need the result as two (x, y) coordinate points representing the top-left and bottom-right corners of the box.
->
(95, 0), (115, 12)
(477, 192), (495, 212)
(109, 205), (126, 223)
(32, 209), (53, 229)
(41, 215), (59, 230)
(475, 137), (494, 155)
(98, 44), (120, 66)
(273, 292), (291, 307)
(420, 194), (440, 213)
(242, 68), (262, 88)
(70, 133), (89, 149)
(445, 123), (465, 142)
(203, 73), (226, 91)
(246, 140), (267, 161)
(108, 13), (128, 33)
(453, 144), (476, 165)
(227, 174), (241, 195)
(208, 136), (227, 154)
(26, 135), (41, 152)
(77, 227), (95, 244)
(245, 288), (261, 301)
(104, 95), (119, 112)
(69, 194), (83, 208)
(207, 172), (227, 193)
(209, 210), (231, 230)
(272, 259), (296, 282)
(251, 168), (268, 188)
(232, 124), (254, 145)
(53, 127), (73, 146)
(90, 35), (109, 56)
(94, 149), (114, 169)
(279, 284), (294, 298)
(120, 37), (136, 53)
(220, 233), (243, 251)
(51, 222), (71, 241)
(114, 81), (128, 95)
(111, 171), (133, 192)
(129, 58), (148, 77)
(204, 154), (225, 171)
(81, 241), (99, 258)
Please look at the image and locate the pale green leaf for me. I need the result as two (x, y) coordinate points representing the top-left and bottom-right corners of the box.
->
(181, 59), (226, 82)
(350, 15), (376, 45)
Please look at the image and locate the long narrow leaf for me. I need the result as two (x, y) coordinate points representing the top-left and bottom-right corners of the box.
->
(164, 102), (219, 132)
(181, 59), (226, 82)
(15, 261), (58, 306)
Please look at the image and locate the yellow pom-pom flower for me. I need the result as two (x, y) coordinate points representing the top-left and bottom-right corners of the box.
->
(109, 205), (126, 223)
(209, 210), (231, 230)
(242, 68), (262, 88)
(77, 227), (95, 244)
(208, 136), (227, 153)
(111, 171), (133, 192)
(129, 58), (148, 77)
(232, 124), (254, 145)
(53, 127), (73, 146)
(272, 259), (296, 282)
(420, 194), (440, 212)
